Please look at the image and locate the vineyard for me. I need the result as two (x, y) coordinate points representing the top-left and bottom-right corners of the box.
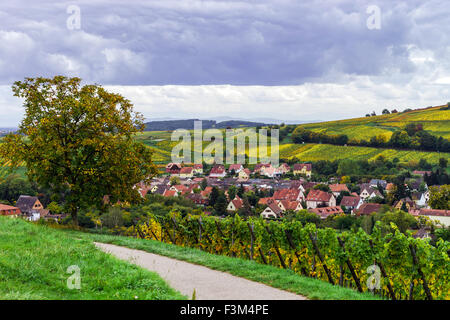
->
(0, 159), (26, 181)
(133, 131), (450, 165)
(300, 106), (450, 140)
(125, 213), (450, 300)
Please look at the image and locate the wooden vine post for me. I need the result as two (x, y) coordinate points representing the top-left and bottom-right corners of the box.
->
(265, 224), (287, 269)
(145, 221), (160, 241)
(409, 244), (433, 300)
(369, 239), (396, 300)
(197, 217), (214, 252)
(248, 222), (254, 260)
(170, 216), (179, 245)
(247, 222), (268, 264)
(337, 236), (362, 292)
(160, 217), (175, 243)
(309, 232), (334, 285)
(198, 216), (202, 243)
(284, 229), (307, 275)
(214, 220), (228, 255)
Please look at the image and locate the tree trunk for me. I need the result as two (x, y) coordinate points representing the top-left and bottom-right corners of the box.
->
(71, 206), (79, 228)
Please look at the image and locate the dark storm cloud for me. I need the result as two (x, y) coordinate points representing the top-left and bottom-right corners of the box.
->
(0, 0), (448, 85)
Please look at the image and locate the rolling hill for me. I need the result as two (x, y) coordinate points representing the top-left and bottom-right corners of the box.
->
(1, 105), (449, 179)
(137, 105), (450, 165)
(300, 105), (450, 140)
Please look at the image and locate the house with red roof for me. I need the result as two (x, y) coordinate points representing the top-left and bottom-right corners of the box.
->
(293, 163), (312, 178)
(238, 168), (251, 181)
(165, 163), (182, 175)
(359, 184), (384, 201)
(228, 164), (244, 174)
(170, 184), (189, 194)
(306, 189), (336, 209)
(261, 202), (283, 219)
(209, 164), (226, 178)
(179, 167), (194, 178)
(185, 193), (209, 206)
(227, 196), (244, 212)
(273, 188), (305, 202)
(193, 164), (203, 174)
(258, 197), (275, 206)
(162, 189), (178, 197)
(340, 196), (362, 213)
(277, 163), (291, 174)
(309, 206), (344, 219)
(410, 209), (450, 227)
(329, 184), (350, 197)
(277, 200), (303, 212)
(355, 203), (382, 216)
(0, 204), (21, 217)
(253, 163), (274, 176)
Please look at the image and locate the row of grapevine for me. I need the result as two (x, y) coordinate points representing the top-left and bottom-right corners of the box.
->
(126, 213), (449, 300)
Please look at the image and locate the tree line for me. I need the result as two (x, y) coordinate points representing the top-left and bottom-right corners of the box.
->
(291, 123), (450, 152)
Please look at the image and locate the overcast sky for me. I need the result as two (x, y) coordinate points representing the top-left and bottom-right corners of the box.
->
(1, 0), (450, 126)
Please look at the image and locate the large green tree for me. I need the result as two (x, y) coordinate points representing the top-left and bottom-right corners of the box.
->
(0, 76), (157, 226)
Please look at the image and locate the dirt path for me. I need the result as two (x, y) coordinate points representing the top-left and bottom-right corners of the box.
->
(95, 242), (306, 300)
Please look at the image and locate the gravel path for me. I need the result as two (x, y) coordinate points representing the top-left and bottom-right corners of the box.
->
(95, 242), (306, 300)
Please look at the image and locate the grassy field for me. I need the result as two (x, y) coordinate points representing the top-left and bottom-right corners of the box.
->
(0, 217), (380, 300)
(0, 217), (185, 300)
(68, 229), (382, 300)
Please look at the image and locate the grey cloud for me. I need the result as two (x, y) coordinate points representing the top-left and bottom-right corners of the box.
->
(1, 0), (447, 85)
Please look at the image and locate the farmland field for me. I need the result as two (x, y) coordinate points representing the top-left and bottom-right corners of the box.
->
(300, 106), (450, 140)
(132, 133), (450, 165)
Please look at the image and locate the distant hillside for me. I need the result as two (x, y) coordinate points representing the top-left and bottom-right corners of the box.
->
(300, 105), (450, 140)
(136, 105), (449, 165)
(144, 119), (269, 131)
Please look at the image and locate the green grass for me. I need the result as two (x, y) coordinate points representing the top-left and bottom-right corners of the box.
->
(0, 217), (185, 300)
(67, 229), (383, 300)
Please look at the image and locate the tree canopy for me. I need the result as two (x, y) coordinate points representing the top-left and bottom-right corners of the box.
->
(0, 76), (157, 225)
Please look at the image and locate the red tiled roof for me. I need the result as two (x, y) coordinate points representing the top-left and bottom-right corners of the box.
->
(266, 202), (283, 215)
(165, 163), (182, 173)
(329, 184), (350, 193)
(340, 196), (360, 207)
(302, 182), (317, 190)
(163, 190), (177, 197)
(309, 206), (343, 218)
(306, 189), (332, 202)
(210, 165), (225, 174)
(0, 204), (21, 216)
(293, 163), (312, 171)
(180, 167), (193, 174)
(279, 200), (302, 211)
(228, 164), (243, 171)
(355, 203), (382, 216)
(258, 197), (275, 205)
(231, 199), (243, 210)
(273, 188), (301, 201)
(417, 209), (450, 217)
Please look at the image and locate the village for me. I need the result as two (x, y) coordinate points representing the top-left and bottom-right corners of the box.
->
(1, 159), (448, 235)
(130, 161), (449, 229)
